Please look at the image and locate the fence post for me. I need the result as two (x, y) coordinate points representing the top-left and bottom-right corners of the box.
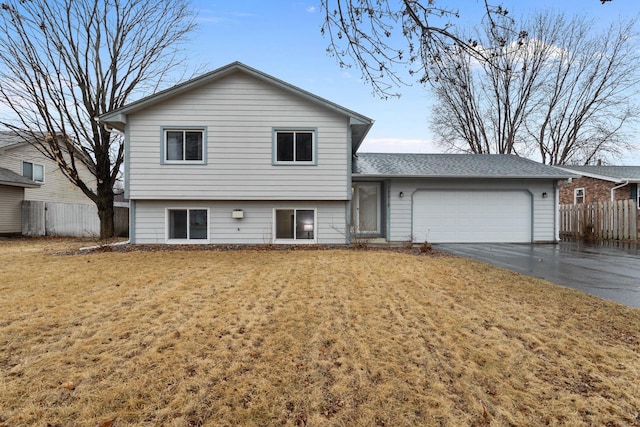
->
(618, 200), (624, 240)
(21, 200), (46, 236)
(633, 200), (639, 240)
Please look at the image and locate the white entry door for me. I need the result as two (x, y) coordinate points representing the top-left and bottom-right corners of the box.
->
(352, 183), (381, 234)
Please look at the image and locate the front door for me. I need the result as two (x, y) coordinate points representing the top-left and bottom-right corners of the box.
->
(352, 182), (381, 234)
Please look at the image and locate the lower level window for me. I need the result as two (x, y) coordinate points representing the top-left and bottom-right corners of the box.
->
(274, 209), (315, 241)
(168, 209), (208, 240)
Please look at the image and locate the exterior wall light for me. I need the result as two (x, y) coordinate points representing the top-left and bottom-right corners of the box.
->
(399, 191), (404, 198)
(542, 192), (548, 198)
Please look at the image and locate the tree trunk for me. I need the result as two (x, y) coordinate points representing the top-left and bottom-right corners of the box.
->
(96, 181), (115, 239)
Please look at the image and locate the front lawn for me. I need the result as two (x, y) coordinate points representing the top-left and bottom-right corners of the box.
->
(1, 239), (639, 426)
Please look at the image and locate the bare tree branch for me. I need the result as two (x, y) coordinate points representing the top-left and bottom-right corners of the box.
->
(320, 0), (513, 99)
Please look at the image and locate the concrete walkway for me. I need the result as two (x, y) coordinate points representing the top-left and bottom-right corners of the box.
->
(436, 241), (640, 309)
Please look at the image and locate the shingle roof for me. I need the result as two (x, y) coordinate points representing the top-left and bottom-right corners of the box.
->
(0, 166), (40, 188)
(0, 131), (23, 149)
(557, 165), (640, 182)
(353, 153), (576, 179)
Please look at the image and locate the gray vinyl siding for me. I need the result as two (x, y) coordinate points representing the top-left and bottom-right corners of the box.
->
(127, 72), (350, 200)
(0, 185), (24, 233)
(385, 179), (558, 243)
(133, 200), (347, 244)
(0, 144), (94, 205)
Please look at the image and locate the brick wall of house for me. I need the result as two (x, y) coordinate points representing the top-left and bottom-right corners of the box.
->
(559, 176), (632, 205)
(560, 176), (639, 239)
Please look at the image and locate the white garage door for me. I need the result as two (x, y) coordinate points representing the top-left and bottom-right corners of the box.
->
(412, 190), (532, 243)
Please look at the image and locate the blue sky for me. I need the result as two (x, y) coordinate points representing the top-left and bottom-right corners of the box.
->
(188, 0), (640, 162)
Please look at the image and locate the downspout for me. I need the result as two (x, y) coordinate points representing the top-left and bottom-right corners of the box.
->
(611, 181), (629, 201)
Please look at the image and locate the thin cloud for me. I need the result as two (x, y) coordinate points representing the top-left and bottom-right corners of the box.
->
(306, 6), (316, 13)
(195, 8), (257, 25)
(196, 15), (226, 24)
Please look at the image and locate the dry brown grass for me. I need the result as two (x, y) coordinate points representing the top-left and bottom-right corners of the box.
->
(1, 238), (639, 427)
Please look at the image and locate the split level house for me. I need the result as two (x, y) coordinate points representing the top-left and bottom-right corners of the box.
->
(99, 62), (575, 245)
(0, 132), (94, 235)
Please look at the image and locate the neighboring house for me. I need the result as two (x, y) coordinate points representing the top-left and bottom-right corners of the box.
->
(557, 165), (640, 207)
(0, 132), (96, 235)
(0, 132), (94, 205)
(0, 166), (40, 234)
(99, 62), (575, 244)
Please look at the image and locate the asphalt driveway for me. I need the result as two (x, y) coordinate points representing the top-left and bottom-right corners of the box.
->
(436, 241), (640, 309)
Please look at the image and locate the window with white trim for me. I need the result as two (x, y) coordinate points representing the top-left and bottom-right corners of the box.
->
(574, 188), (585, 204)
(164, 129), (204, 162)
(274, 209), (315, 241)
(22, 161), (44, 183)
(167, 209), (208, 241)
(274, 130), (315, 163)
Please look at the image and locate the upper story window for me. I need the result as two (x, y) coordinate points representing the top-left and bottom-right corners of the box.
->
(574, 188), (585, 204)
(22, 161), (44, 183)
(273, 129), (316, 165)
(163, 128), (205, 163)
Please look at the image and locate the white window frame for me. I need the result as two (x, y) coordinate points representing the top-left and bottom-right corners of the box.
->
(22, 161), (45, 183)
(161, 127), (206, 164)
(272, 208), (317, 243)
(272, 128), (317, 165)
(574, 188), (585, 205)
(165, 208), (209, 243)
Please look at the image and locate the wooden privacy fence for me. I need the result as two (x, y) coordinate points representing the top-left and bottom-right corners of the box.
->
(559, 199), (638, 241)
(22, 200), (129, 237)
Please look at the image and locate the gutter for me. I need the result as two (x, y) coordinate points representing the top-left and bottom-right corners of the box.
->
(351, 173), (577, 180)
(0, 180), (40, 188)
(611, 181), (629, 201)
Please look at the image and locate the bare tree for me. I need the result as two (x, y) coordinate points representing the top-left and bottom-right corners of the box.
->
(0, 0), (196, 238)
(429, 11), (639, 164)
(530, 18), (639, 164)
(430, 12), (566, 156)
